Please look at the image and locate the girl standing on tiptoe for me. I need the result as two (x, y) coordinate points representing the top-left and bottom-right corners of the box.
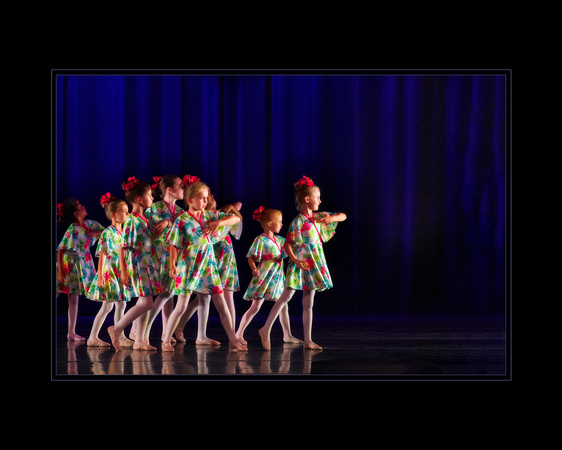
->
(258, 176), (347, 350)
(56, 198), (104, 341)
(86, 193), (132, 348)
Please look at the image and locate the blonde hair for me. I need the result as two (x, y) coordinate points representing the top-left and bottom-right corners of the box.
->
(103, 198), (126, 220)
(184, 180), (210, 204)
(293, 180), (320, 211)
(257, 208), (282, 229)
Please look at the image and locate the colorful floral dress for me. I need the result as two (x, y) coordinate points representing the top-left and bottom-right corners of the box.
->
(243, 234), (287, 301)
(166, 210), (234, 296)
(285, 212), (338, 292)
(213, 221), (241, 292)
(87, 226), (130, 302)
(57, 220), (105, 295)
(146, 200), (184, 293)
(121, 212), (160, 297)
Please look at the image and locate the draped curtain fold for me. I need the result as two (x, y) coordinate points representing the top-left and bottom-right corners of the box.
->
(55, 73), (507, 315)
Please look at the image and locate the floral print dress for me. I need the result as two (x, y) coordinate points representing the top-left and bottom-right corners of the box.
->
(243, 234), (287, 301)
(146, 200), (184, 293)
(166, 210), (234, 296)
(213, 222), (241, 292)
(285, 212), (338, 292)
(57, 220), (105, 295)
(121, 212), (160, 297)
(87, 226), (130, 302)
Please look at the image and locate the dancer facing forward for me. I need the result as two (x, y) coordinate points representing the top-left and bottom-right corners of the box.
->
(236, 207), (301, 345)
(162, 179), (247, 352)
(258, 176), (346, 350)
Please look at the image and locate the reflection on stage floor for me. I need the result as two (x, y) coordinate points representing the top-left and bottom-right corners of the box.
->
(53, 315), (508, 379)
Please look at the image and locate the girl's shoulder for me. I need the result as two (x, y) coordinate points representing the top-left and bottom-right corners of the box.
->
(176, 211), (191, 222)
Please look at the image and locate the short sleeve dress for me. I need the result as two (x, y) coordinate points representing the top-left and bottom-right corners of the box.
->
(87, 225), (130, 302)
(166, 210), (234, 296)
(213, 221), (241, 292)
(243, 234), (287, 301)
(146, 200), (184, 293)
(285, 212), (338, 292)
(121, 212), (160, 297)
(57, 219), (105, 296)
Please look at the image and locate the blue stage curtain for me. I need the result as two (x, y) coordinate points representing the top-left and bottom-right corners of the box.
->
(55, 73), (507, 315)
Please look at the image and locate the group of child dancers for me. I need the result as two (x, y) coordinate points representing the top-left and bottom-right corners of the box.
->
(56, 174), (346, 352)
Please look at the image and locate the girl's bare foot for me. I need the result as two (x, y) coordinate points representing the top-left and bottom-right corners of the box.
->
(108, 326), (122, 351)
(258, 328), (271, 350)
(195, 337), (221, 346)
(303, 340), (322, 350)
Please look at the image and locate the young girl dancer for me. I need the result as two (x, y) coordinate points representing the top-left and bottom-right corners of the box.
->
(57, 198), (104, 340)
(86, 193), (132, 347)
(108, 177), (159, 351)
(258, 176), (347, 350)
(236, 207), (301, 345)
(174, 193), (242, 346)
(141, 175), (185, 342)
(161, 180), (247, 352)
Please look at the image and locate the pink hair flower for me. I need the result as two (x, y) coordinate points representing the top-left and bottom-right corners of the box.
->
(252, 206), (265, 221)
(151, 175), (162, 189)
(100, 192), (113, 207)
(298, 175), (314, 188)
(123, 176), (139, 192)
(182, 174), (200, 187)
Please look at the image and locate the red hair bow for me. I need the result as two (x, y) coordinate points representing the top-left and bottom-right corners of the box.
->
(298, 175), (314, 188)
(123, 176), (139, 192)
(100, 192), (113, 207)
(252, 206), (265, 221)
(151, 176), (162, 189)
(57, 203), (64, 218)
(182, 174), (201, 187)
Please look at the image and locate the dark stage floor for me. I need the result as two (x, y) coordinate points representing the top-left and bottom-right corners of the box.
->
(53, 314), (508, 380)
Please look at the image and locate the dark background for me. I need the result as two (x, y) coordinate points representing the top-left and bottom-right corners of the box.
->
(53, 70), (508, 317)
